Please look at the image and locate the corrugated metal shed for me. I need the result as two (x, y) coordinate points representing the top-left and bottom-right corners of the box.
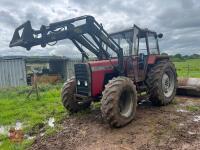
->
(0, 58), (27, 88)
(66, 59), (81, 79)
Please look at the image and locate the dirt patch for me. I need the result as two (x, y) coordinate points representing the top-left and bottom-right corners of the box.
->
(30, 96), (200, 150)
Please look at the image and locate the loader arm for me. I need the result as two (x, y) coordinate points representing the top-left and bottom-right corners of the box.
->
(9, 15), (124, 72)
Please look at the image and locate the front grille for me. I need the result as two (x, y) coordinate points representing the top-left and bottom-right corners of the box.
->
(74, 63), (90, 96)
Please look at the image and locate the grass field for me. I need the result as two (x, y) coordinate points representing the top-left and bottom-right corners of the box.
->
(0, 84), (66, 150)
(173, 59), (200, 78)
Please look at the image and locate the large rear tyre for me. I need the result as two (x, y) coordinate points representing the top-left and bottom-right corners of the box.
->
(101, 77), (137, 128)
(61, 78), (91, 113)
(146, 61), (177, 106)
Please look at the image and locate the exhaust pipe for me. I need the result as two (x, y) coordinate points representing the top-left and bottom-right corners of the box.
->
(177, 77), (200, 97)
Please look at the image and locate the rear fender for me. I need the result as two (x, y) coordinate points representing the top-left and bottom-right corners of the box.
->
(147, 55), (169, 65)
(146, 55), (170, 80)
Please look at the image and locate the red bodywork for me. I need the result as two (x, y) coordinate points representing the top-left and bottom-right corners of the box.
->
(88, 55), (169, 97)
(147, 55), (169, 64)
(147, 55), (157, 64)
(89, 59), (118, 97)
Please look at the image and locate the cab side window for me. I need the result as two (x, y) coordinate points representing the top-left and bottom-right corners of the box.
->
(120, 37), (131, 56)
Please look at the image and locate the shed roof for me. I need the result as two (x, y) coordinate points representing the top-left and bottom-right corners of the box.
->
(0, 56), (69, 63)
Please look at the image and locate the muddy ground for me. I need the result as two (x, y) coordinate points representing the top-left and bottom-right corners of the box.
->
(30, 96), (200, 150)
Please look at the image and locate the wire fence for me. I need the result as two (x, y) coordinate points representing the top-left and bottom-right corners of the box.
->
(175, 64), (200, 78)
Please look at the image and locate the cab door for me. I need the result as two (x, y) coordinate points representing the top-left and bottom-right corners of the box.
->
(134, 25), (149, 82)
(126, 26), (139, 81)
(136, 28), (160, 81)
(137, 36), (148, 81)
(125, 25), (145, 82)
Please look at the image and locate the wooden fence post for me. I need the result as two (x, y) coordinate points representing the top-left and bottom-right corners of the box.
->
(187, 64), (189, 77)
(27, 73), (40, 100)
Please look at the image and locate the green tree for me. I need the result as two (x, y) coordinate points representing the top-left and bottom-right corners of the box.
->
(174, 53), (182, 59)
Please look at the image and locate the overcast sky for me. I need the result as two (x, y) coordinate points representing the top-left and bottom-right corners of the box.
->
(0, 0), (200, 57)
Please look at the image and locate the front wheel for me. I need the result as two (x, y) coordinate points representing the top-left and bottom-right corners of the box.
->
(101, 77), (137, 128)
(61, 78), (91, 113)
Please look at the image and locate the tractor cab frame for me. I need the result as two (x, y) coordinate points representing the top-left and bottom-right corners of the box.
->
(109, 25), (164, 82)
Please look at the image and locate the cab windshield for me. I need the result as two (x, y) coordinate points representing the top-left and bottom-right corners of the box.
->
(110, 30), (135, 56)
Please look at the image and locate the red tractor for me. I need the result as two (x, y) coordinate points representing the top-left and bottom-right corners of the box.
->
(10, 16), (177, 127)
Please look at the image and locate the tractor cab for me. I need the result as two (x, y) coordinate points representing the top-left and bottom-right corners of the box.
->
(110, 25), (163, 81)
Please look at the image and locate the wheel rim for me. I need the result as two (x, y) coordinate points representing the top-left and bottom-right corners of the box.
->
(162, 71), (175, 97)
(119, 89), (133, 117)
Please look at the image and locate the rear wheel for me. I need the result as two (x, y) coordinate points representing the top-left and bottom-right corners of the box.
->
(101, 77), (137, 127)
(61, 78), (91, 112)
(146, 61), (177, 106)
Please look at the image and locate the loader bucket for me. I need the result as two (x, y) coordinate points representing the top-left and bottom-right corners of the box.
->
(177, 77), (200, 97)
(9, 21), (34, 50)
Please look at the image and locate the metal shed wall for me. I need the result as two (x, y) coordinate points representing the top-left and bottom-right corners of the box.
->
(66, 59), (81, 80)
(0, 59), (27, 88)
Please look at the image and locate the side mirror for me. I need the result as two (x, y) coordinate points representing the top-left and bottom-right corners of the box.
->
(158, 33), (163, 38)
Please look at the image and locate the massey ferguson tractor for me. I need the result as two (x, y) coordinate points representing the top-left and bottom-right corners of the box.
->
(10, 15), (177, 127)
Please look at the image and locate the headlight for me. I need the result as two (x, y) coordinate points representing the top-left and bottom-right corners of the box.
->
(77, 80), (80, 85)
(84, 81), (88, 86)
